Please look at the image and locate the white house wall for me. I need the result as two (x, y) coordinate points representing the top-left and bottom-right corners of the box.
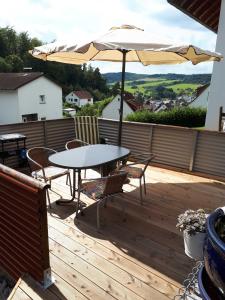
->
(205, 0), (225, 130)
(102, 96), (134, 120)
(65, 92), (93, 107)
(80, 98), (93, 106)
(18, 76), (62, 121)
(0, 91), (19, 124)
(190, 87), (210, 109)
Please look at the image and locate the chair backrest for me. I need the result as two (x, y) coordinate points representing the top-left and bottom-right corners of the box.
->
(74, 116), (100, 144)
(65, 139), (88, 150)
(103, 171), (128, 196)
(27, 147), (56, 172)
(136, 152), (155, 173)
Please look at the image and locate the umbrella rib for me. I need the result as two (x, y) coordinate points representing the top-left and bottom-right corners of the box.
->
(135, 51), (143, 64)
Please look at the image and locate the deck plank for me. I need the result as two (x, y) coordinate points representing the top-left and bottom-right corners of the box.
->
(49, 226), (169, 300)
(50, 253), (114, 300)
(10, 287), (32, 300)
(15, 165), (225, 300)
(48, 216), (179, 299)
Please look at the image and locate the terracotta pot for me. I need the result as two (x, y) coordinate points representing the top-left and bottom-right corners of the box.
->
(183, 230), (206, 260)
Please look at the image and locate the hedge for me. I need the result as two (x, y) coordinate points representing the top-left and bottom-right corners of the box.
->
(125, 107), (206, 128)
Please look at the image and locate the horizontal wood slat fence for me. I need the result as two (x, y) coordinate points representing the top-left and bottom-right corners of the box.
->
(0, 163), (50, 285)
(1, 117), (225, 178)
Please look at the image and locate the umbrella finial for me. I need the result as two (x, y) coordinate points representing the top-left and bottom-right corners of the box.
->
(110, 25), (144, 31)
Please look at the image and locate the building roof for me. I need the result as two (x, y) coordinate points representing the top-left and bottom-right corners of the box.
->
(0, 72), (44, 90)
(196, 83), (210, 98)
(73, 90), (92, 99)
(167, 0), (221, 33)
(125, 99), (142, 111)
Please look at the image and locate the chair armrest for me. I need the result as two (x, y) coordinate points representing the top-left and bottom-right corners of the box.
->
(27, 156), (43, 171)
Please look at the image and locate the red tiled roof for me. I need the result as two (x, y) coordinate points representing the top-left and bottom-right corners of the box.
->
(0, 72), (43, 90)
(73, 90), (92, 99)
(123, 92), (135, 101)
(196, 84), (210, 97)
(125, 99), (142, 111)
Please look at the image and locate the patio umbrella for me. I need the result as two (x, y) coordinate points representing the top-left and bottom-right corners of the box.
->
(30, 25), (222, 145)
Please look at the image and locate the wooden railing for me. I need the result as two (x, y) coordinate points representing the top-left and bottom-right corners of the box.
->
(1, 117), (225, 178)
(0, 163), (52, 288)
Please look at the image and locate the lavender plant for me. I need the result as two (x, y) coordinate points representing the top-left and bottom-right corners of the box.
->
(176, 209), (207, 236)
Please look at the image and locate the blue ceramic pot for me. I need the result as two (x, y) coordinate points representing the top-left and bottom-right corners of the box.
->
(198, 266), (225, 300)
(204, 209), (225, 296)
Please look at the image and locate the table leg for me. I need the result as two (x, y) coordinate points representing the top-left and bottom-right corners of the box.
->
(56, 169), (77, 205)
(76, 170), (84, 217)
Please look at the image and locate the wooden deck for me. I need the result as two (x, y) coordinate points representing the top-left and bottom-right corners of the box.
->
(10, 165), (225, 300)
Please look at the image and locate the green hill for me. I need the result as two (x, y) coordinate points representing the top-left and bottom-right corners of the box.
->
(103, 72), (211, 85)
(103, 73), (211, 97)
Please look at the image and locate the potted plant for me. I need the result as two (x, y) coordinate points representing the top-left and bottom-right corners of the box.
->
(176, 209), (207, 260)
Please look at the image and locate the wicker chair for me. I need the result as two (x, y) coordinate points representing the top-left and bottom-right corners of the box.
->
(118, 152), (155, 205)
(65, 139), (89, 182)
(65, 139), (89, 150)
(79, 171), (128, 229)
(27, 147), (72, 208)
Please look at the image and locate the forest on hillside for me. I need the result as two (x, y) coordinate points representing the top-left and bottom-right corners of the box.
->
(0, 26), (109, 100)
(103, 72), (211, 85)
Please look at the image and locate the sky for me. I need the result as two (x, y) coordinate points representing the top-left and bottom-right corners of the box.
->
(0, 0), (218, 74)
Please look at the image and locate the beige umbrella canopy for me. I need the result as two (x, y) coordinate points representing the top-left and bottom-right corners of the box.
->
(30, 25), (222, 145)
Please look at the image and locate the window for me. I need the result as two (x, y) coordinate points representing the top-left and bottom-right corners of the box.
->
(74, 99), (77, 102)
(39, 95), (46, 104)
(41, 117), (46, 121)
(88, 99), (91, 102)
(22, 113), (38, 122)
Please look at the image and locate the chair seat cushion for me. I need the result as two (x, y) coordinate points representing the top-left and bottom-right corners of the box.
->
(81, 179), (107, 200)
(32, 166), (69, 180)
(120, 166), (143, 178)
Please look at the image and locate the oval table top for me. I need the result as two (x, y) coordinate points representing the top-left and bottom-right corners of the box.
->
(49, 144), (130, 170)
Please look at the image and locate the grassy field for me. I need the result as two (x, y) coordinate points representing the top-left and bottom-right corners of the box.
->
(123, 78), (200, 95)
(167, 83), (200, 92)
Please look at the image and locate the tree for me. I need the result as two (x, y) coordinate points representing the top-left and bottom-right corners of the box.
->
(0, 25), (109, 100)
(5, 54), (23, 71)
(111, 81), (120, 96)
(0, 57), (11, 72)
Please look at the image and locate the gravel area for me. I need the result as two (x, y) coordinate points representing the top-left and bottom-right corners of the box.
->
(0, 276), (13, 300)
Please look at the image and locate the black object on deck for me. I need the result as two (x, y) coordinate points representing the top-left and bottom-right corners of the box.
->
(0, 133), (27, 166)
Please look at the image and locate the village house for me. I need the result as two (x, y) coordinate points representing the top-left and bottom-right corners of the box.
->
(0, 72), (62, 124)
(65, 90), (93, 107)
(102, 93), (141, 120)
(189, 84), (210, 109)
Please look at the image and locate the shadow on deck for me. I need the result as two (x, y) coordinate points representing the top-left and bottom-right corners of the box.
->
(12, 165), (225, 300)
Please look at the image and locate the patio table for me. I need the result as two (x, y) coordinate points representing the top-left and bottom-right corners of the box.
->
(49, 144), (130, 214)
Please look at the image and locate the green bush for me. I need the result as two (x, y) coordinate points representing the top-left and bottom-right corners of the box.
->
(76, 97), (112, 117)
(125, 107), (206, 128)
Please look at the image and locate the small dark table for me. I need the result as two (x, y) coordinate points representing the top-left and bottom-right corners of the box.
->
(49, 144), (130, 213)
(0, 133), (26, 165)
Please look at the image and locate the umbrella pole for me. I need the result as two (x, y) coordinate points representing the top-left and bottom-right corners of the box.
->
(118, 50), (127, 146)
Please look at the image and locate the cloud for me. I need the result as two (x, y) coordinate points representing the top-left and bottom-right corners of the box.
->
(0, 0), (217, 74)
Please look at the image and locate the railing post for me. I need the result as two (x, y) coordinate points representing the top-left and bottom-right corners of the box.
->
(149, 125), (154, 153)
(219, 106), (223, 132)
(43, 120), (47, 147)
(189, 130), (199, 172)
